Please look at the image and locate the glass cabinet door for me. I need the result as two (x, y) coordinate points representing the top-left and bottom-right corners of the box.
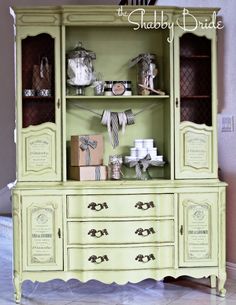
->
(174, 28), (218, 179)
(180, 33), (212, 126)
(21, 33), (56, 128)
(16, 28), (61, 181)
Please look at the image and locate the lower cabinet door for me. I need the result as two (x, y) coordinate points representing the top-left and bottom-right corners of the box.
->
(22, 195), (63, 271)
(179, 192), (218, 267)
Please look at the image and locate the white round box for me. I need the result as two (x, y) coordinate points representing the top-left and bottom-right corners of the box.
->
(130, 148), (137, 157)
(147, 147), (157, 158)
(137, 148), (148, 158)
(143, 139), (154, 148)
(134, 139), (143, 148)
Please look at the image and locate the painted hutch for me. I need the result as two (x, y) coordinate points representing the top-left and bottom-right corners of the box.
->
(11, 5), (226, 303)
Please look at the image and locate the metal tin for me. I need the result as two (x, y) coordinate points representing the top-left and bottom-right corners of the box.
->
(104, 81), (132, 96)
(37, 89), (52, 97)
(23, 89), (35, 97)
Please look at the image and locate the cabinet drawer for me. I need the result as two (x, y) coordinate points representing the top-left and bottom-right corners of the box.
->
(67, 194), (174, 218)
(67, 220), (174, 245)
(68, 245), (174, 271)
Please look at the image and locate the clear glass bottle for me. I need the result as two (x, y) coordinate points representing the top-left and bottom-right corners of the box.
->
(67, 42), (96, 95)
(108, 155), (123, 180)
(136, 53), (157, 95)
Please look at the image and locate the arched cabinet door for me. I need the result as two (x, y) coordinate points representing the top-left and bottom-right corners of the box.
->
(16, 27), (61, 181)
(174, 27), (218, 179)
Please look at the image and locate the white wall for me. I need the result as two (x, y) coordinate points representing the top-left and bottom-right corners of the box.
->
(1, 0), (236, 264)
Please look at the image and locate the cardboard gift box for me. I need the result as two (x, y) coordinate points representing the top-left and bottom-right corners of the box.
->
(71, 135), (104, 166)
(69, 166), (107, 181)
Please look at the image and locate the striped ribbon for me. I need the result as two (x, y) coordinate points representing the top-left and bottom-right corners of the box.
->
(101, 109), (135, 148)
(111, 112), (119, 148)
(95, 166), (101, 181)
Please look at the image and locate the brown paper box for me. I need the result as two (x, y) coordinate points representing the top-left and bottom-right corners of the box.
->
(71, 135), (103, 166)
(69, 166), (107, 181)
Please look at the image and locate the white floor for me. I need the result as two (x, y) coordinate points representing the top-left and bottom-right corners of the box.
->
(1, 216), (236, 305)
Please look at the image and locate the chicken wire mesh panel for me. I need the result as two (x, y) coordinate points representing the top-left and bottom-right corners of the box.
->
(179, 33), (212, 126)
(22, 99), (55, 128)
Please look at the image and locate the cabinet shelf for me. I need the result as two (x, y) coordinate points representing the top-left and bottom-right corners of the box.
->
(180, 55), (210, 59)
(181, 95), (211, 99)
(66, 95), (170, 100)
(23, 96), (54, 100)
(65, 178), (171, 186)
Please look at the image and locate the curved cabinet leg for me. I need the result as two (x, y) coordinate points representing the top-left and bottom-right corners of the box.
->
(13, 271), (21, 304)
(218, 273), (227, 297)
(210, 275), (217, 288)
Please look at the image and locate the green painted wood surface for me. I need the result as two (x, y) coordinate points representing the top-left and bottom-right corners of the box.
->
(67, 245), (175, 271)
(67, 219), (174, 244)
(67, 193), (174, 218)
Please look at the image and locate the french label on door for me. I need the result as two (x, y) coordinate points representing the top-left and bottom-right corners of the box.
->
(27, 135), (52, 171)
(186, 203), (210, 260)
(184, 132), (209, 169)
(30, 205), (55, 264)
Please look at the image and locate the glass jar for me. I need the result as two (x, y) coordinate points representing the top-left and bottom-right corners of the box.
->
(130, 53), (158, 95)
(108, 155), (123, 180)
(67, 42), (96, 95)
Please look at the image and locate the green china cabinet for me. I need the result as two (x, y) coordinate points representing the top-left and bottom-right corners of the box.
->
(11, 5), (226, 303)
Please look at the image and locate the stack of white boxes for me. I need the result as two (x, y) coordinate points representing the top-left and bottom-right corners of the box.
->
(125, 139), (163, 162)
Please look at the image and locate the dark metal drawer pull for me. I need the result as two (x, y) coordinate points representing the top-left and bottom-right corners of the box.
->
(87, 202), (108, 211)
(135, 254), (155, 263)
(88, 229), (109, 238)
(134, 201), (155, 210)
(88, 255), (109, 264)
(135, 227), (156, 236)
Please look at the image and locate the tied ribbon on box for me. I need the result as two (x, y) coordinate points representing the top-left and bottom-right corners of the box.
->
(126, 154), (165, 180)
(79, 136), (97, 166)
(95, 166), (101, 181)
(130, 154), (152, 180)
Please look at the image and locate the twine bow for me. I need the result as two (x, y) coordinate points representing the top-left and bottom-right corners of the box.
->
(126, 154), (165, 180)
(129, 154), (152, 180)
(80, 136), (97, 165)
